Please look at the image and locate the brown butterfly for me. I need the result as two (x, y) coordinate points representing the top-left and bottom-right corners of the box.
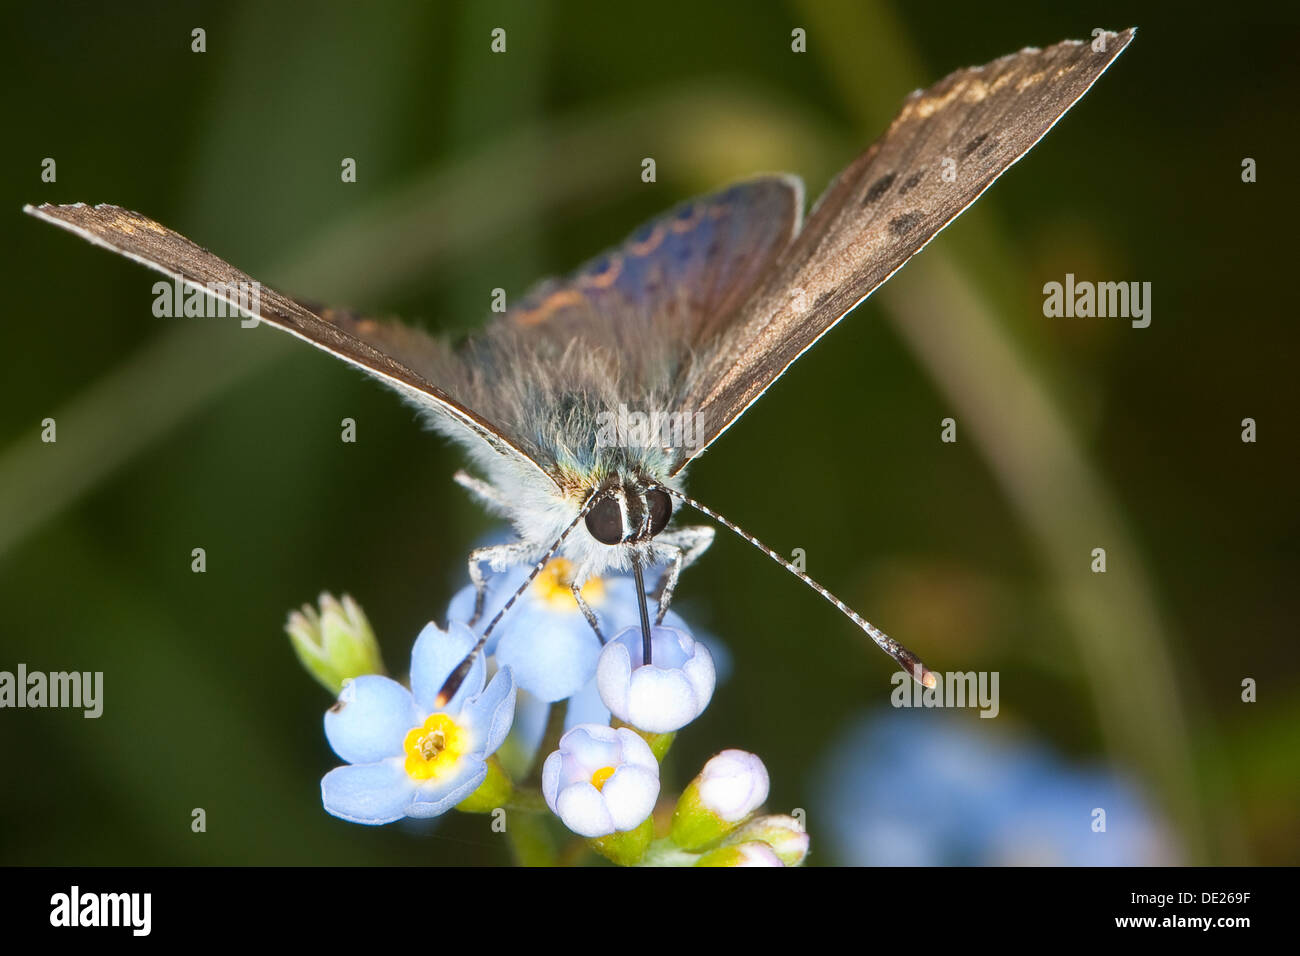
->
(25, 29), (1135, 698)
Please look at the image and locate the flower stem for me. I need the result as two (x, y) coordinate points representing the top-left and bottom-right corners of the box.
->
(504, 808), (557, 867)
(502, 788), (549, 814)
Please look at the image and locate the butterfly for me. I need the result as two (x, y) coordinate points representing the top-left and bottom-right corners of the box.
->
(25, 29), (1134, 700)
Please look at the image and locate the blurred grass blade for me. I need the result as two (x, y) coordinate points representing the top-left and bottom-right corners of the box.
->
(794, 0), (1214, 860)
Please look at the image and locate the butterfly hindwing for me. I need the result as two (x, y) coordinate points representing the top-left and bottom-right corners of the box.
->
(309, 177), (806, 480)
(360, 176), (805, 477)
(504, 175), (802, 351)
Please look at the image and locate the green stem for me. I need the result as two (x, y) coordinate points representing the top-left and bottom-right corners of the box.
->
(502, 787), (550, 814)
(504, 809), (557, 867)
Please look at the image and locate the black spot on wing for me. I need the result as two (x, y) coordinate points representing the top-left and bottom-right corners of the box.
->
(961, 132), (989, 159)
(861, 172), (897, 206)
(899, 170), (925, 196)
(889, 211), (923, 236)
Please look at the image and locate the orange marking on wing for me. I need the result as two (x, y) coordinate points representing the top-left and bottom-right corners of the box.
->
(626, 223), (666, 257)
(669, 204), (705, 233)
(513, 288), (585, 326)
(577, 253), (623, 290)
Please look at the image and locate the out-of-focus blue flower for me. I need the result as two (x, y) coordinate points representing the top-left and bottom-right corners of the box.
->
(541, 724), (660, 838)
(597, 624), (715, 733)
(814, 709), (1178, 865)
(320, 621), (515, 825)
(447, 558), (694, 703)
(564, 674), (613, 729)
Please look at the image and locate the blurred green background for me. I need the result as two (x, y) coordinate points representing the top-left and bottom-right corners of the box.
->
(1, 0), (1296, 865)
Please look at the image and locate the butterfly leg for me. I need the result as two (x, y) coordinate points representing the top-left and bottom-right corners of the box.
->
(650, 525), (715, 624)
(454, 470), (508, 512)
(570, 584), (605, 643)
(467, 541), (534, 626)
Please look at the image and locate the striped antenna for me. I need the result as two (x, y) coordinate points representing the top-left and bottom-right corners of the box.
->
(434, 492), (600, 707)
(661, 486), (936, 687)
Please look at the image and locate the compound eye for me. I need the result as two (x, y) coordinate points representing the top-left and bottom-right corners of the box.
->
(585, 497), (624, 545)
(646, 488), (672, 537)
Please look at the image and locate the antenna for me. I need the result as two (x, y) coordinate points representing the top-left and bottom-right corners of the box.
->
(434, 492), (600, 707)
(661, 486), (937, 687)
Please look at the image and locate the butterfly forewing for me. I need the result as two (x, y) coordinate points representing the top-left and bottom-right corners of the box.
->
(672, 29), (1136, 473)
(22, 202), (558, 488)
(24, 30), (1135, 496)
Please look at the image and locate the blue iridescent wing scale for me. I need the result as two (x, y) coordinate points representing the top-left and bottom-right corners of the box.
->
(504, 176), (803, 350)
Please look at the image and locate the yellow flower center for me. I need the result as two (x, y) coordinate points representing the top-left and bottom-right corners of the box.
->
(533, 558), (605, 611)
(403, 713), (469, 781)
(590, 766), (617, 791)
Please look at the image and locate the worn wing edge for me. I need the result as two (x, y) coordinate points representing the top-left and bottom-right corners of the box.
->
(669, 27), (1136, 476)
(22, 201), (561, 492)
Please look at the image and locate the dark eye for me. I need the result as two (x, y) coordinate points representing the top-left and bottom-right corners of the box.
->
(646, 488), (672, 536)
(585, 497), (624, 545)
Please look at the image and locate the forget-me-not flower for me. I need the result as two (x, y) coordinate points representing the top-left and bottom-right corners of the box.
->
(448, 558), (694, 703)
(321, 620), (515, 825)
(597, 624), (715, 733)
(541, 723), (660, 838)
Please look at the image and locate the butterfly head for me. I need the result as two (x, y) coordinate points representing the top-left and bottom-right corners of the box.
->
(583, 478), (672, 547)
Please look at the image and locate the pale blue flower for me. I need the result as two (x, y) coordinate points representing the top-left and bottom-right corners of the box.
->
(694, 749), (769, 821)
(597, 624), (715, 733)
(541, 724), (660, 837)
(320, 621), (515, 825)
(447, 560), (693, 703)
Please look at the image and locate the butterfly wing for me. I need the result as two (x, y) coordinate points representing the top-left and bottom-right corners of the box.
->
(672, 29), (1136, 474)
(22, 202), (559, 490)
(397, 176), (803, 477)
(505, 175), (802, 348)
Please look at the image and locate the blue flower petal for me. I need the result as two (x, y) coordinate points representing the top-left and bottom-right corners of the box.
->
(447, 565), (532, 655)
(494, 612), (602, 702)
(410, 620), (484, 713)
(324, 675), (418, 765)
(321, 759), (417, 825)
(407, 761), (489, 818)
(815, 709), (1176, 865)
(496, 689), (550, 780)
(468, 666), (517, 756)
(564, 674), (611, 731)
